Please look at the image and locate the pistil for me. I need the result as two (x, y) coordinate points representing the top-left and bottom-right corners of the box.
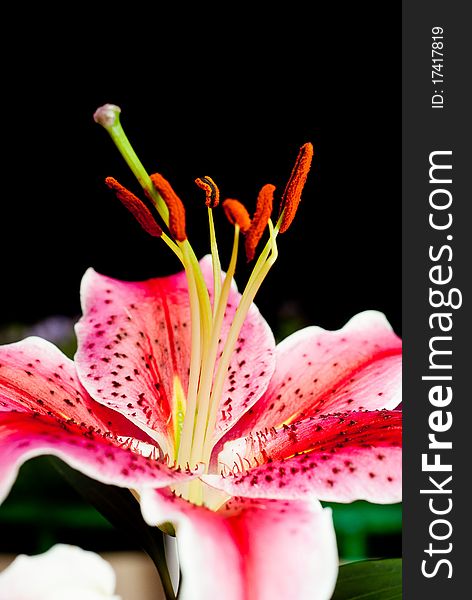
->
(95, 107), (213, 469)
(94, 105), (170, 227)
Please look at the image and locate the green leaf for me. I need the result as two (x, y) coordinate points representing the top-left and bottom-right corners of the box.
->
(49, 457), (176, 600)
(332, 558), (402, 599)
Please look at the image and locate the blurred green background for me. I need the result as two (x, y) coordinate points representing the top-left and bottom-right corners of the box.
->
(0, 318), (401, 563)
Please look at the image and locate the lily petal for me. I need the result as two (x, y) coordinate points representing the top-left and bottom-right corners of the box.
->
(0, 411), (198, 505)
(0, 338), (198, 503)
(141, 488), (338, 600)
(205, 410), (402, 503)
(75, 257), (275, 453)
(0, 337), (150, 439)
(75, 266), (192, 454)
(0, 544), (120, 600)
(224, 311), (401, 442)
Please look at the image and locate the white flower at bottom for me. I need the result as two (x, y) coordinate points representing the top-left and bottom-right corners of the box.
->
(0, 544), (121, 600)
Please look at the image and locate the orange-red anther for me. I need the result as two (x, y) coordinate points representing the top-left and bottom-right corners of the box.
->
(150, 173), (187, 242)
(105, 177), (162, 238)
(195, 176), (220, 208)
(279, 142), (314, 234)
(245, 183), (275, 262)
(222, 199), (252, 233)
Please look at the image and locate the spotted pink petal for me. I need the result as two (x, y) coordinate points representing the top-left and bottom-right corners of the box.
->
(0, 337), (147, 438)
(205, 410), (401, 503)
(75, 256), (275, 454)
(0, 337), (197, 503)
(222, 311), (401, 444)
(0, 412), (198, 505)
(75, 266), (190, 454)
(140, 488), (338, 600)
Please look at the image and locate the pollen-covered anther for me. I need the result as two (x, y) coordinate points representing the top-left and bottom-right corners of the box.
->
(195, 176), (220, 208)
(222, 199), (252, 233)
(150, 173), (187, 242)
(279, 142), (314, 234)
(245, 183), (275, 262)
(105, 177), (162, 237)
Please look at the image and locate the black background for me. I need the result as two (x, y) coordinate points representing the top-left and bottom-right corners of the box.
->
(0, 8), (400, 339)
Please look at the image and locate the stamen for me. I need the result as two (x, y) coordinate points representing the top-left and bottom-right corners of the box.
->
(195, 176), (220, 208)
(207, 207), (222, 313)
(278, 142), (314, 233)
(245, 183), (275, 261)
(195, 176), (222, 310)
(188, 225), (240, 468)
(150, 173), (187, 242)
(222, 199), (251, 233)
(96, 103), (313, 508)
(105, 177), (162, 237)
(201, 220), (278, 464)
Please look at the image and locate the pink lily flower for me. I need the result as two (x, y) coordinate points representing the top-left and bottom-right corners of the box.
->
(0, 105), (402, 600)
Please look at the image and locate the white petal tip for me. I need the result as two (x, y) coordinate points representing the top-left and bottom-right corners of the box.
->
(0, 544), (120, 599)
